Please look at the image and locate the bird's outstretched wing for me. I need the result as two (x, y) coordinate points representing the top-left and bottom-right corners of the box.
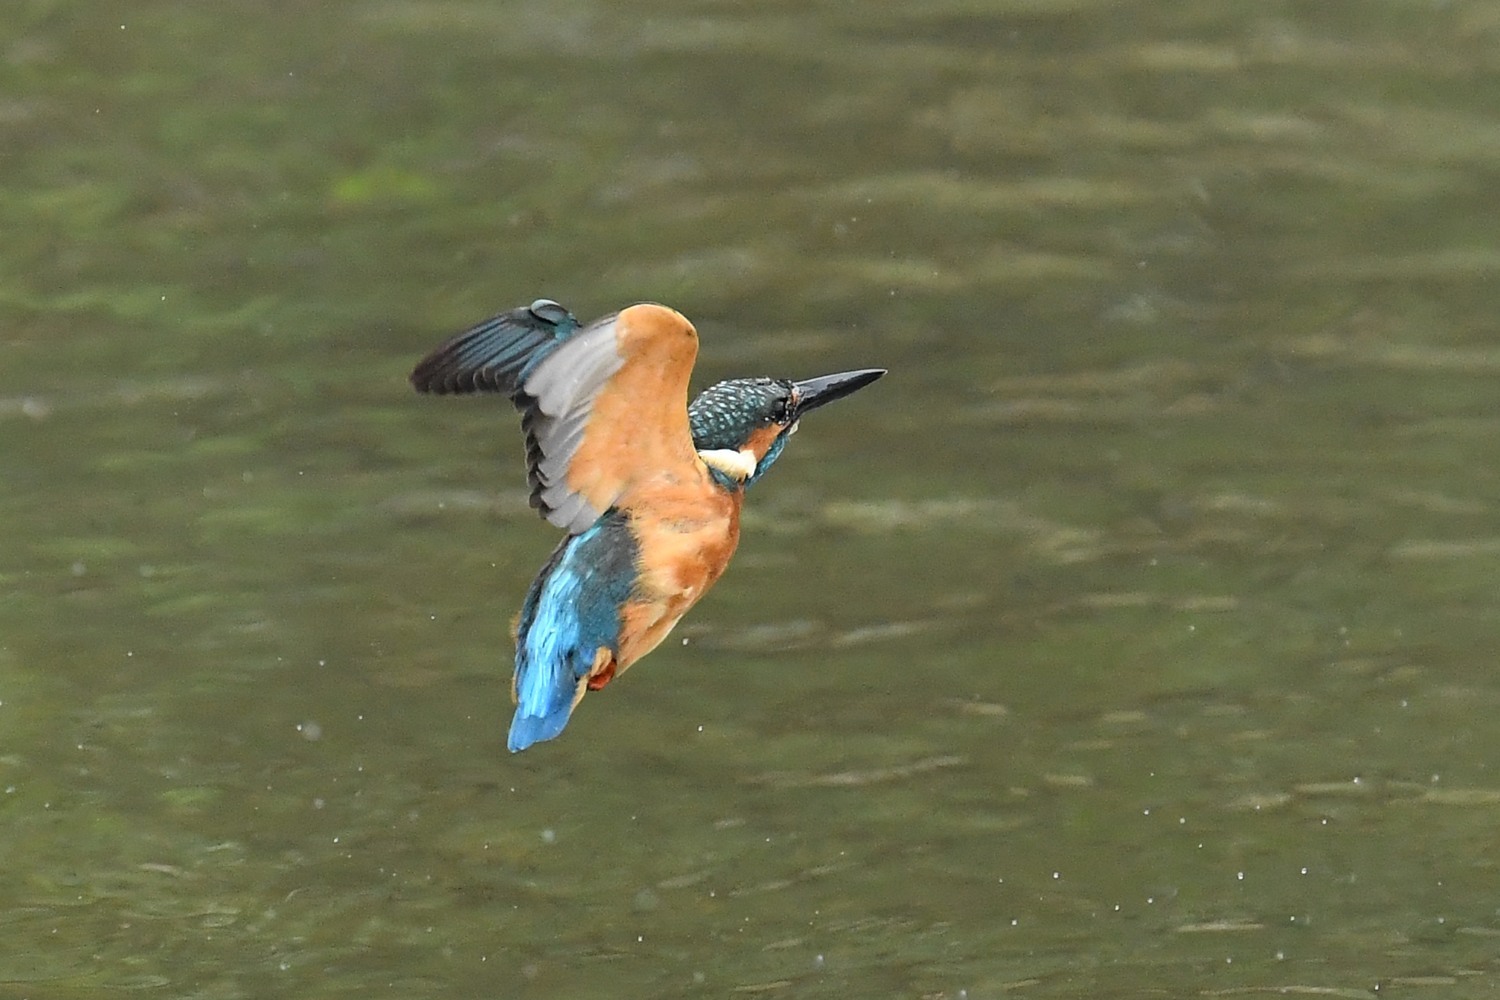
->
(409, 298), (580, 394)
(411, 299), (701, 534)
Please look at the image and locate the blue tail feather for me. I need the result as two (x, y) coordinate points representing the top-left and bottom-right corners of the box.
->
(508, 631), (592, 752)
(506, 512), (639, 752)
(508, 692), (575, 752)
(508, 621), (590, 753)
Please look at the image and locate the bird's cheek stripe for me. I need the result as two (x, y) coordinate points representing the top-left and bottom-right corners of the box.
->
(743, 424), (785, 461)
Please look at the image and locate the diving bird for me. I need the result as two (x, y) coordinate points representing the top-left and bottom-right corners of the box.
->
(410, 299), (884, 752)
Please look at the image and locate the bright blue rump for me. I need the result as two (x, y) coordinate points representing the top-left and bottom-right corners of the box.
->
(507, 512), (639, 752)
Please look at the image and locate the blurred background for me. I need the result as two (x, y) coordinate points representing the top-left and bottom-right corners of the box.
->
(4, 1), (1500, 996)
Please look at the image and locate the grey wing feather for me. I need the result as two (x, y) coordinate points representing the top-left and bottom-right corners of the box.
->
(534, 408), (590, 485)
(517, 316), (626, 533)
(539, 490), (594, 535)
(527, 323), (625, 415)
(412, 301), (630, 535)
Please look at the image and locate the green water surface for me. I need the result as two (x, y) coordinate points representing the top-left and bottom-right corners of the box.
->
(4, 1), (1500, 997)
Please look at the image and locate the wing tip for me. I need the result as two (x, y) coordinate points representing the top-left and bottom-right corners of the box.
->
(409, 299), (579, 397)
(409, 361), (504, 396)
(408, 364), (458, 395)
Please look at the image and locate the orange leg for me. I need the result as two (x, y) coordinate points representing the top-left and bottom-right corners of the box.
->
(585, 647), (618, 691)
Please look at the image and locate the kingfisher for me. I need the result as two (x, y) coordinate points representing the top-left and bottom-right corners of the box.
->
(410, 298), (884, 752)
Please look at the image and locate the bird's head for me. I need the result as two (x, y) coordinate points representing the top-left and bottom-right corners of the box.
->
(689, 368), (885, 489)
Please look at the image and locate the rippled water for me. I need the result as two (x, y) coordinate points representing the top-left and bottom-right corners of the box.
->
(5, 1), (1500, 996)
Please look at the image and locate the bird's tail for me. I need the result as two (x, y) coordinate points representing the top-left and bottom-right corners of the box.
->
(508, 703), (573, 753)
(508, 644), (611, 752)
(508, 657), (580, 753)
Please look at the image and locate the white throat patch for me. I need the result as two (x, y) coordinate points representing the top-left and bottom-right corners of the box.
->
(697, 448), (757, 481)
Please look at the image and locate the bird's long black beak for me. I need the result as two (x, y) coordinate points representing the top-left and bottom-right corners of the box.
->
(792, 368), (886, 418)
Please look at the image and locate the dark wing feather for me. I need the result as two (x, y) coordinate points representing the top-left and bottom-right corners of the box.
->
(409, 299), (579, 395)
(411, 299), (630, 534)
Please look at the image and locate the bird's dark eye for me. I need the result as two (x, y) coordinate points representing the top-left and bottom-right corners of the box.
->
(768, 399), (791, 425)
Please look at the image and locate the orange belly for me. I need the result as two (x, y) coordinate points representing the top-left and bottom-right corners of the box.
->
(613, 476), (742, 676)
